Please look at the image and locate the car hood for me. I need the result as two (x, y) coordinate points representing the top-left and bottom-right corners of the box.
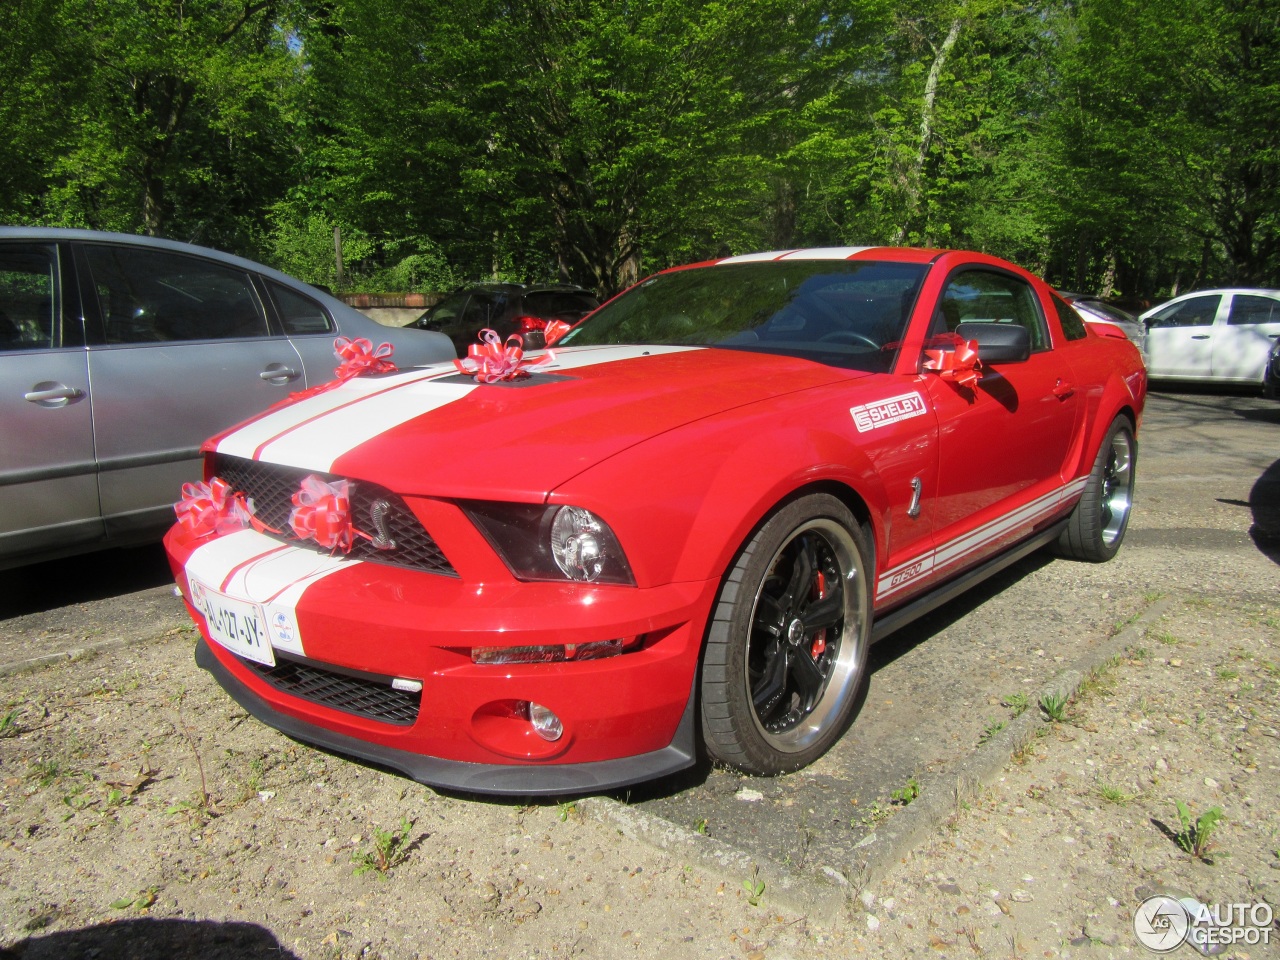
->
(210, 344), (864, 500)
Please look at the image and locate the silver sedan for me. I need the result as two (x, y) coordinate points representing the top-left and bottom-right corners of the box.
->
(0, 228), (455, 570)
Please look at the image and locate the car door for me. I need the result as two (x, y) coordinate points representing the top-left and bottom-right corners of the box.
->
(0, 241), (101, 565)
(1144, 294), (1222, 378)
(79, 242), (307, 540)
(1212, 292), (1280, 383)
(923, 268), (1081, 577)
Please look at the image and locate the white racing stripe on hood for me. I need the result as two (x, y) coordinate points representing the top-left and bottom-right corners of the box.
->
(537, 343), (699, 371)
(215, 365), (455, 464)
(251, 377), (478, 471)
(215, 345), (699, 472)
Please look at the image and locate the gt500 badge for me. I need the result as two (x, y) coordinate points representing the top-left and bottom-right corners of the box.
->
(851, 392), (927, 432)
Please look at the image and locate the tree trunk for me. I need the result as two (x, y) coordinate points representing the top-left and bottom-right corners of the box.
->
(894, 17), (962, 246)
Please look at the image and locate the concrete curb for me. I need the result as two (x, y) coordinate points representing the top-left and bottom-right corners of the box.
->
(0, 637), (137, 678)
(582, 595), (1176, 927)
(0, 624), (195, 678)
(845, 595), (1176, 893)
(578, 795), (852, 925)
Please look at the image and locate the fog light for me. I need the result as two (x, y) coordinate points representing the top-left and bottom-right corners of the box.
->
(528, 702), (563, 741)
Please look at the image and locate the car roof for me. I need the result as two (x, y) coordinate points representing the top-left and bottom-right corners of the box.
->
(0, 226), (353, 312)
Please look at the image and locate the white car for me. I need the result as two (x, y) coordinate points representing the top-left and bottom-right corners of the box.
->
(1141, 288), (1280, 386)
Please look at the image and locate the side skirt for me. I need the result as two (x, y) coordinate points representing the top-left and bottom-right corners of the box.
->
(870, 519), (1069, 643)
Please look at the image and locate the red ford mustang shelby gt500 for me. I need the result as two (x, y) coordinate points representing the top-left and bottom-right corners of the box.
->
(164, 247), (1146, 795)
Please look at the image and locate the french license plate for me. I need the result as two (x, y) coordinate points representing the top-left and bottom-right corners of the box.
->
(189, 578), (276, 667)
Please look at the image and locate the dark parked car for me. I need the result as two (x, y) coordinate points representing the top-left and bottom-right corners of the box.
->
(0, 227), (455, 570)
(408, 282), (599, 354)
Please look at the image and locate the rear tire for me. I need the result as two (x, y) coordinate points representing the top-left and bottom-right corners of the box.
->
(1056, 416), (1136, 562)
(699, 494), (871, 775)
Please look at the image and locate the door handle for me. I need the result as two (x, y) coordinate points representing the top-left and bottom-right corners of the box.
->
(259, 364), (301, 383)
(1191, 334), (1211, 340)
(1052, 379), (1075, 399)
(24, 384), (85, 404)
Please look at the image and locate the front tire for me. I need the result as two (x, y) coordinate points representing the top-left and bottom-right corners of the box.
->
(700, 494), (871, 775)
(1057, 416), (1136, 562)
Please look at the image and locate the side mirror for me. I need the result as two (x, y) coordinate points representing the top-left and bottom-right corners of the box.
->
(955, 321), (1031, 363)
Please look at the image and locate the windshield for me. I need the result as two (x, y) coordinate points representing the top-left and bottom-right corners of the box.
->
(559, 260), (928, 372)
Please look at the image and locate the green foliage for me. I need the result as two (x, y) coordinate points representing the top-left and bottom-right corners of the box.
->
(741, 866), (765, 907)
(3, 0), (1277, 295)
(891, 776), (921, 805)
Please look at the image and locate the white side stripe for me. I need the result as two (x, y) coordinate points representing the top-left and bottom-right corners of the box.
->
(876, 478), (1090, 601)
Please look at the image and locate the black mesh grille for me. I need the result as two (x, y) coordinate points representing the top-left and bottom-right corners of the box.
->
(241, 653), (421, 726)
(213, 454), (457, 576)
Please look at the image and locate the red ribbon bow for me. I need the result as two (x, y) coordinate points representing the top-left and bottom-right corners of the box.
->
(174, 478), (259, 538)
(543, 319), (573, 346)
(334, 337), (397, 381)
(285, 338), (398, 404)
(288, 475), (371, 554)
(923, 336), (983, 389)
(454, 328), (555, 383)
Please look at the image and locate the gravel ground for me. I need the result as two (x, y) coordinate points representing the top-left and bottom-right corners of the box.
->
(0, 390), (1275, 958)
(0, 591), (1274, 959)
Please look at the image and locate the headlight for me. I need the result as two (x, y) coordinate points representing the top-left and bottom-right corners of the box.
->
(462, 502), (635, 585)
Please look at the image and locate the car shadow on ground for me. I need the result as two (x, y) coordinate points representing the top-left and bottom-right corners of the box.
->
(0, 917), (300, 960)
(0, 544), (173, 620)
(599, 549), (1058, 807)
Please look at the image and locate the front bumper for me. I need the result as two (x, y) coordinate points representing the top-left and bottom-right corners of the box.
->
(195, 638), (698, 795)
(167, 525), (716, 794)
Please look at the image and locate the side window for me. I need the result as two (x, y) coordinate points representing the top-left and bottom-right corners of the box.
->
(1052, 295), (1088, 341)
(268, 282), (334, 335)
(83, 245), (268, 343)
(1227, 294), (1280, 325)
(423, 293), (468, 328)
(0, 244), (58, 352)
(934, 270), (1048, 351)
(1146, 295), (1220, 329)
(463, 294), (506, 328)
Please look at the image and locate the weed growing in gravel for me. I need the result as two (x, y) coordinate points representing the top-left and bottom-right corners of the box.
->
(0, 709), (20, 738)
(853, 802), (892, 828)
(741, 866), (765, 907)
(1173, 800), (1225, 860)
(1002, 693), (1029, 717)
(29, 758), (65, 787)
(694, 818), (708, 835)
(1133, 647), (1151, 660)
(1143, 590), (1165, 603)
(1110, 610), (1143, 636)
(352, 817), (415, 877)
(1096, 781), (1140, 805)
(1216, 667), (1239, 681)
(556, 800), (578, 822)
(109, 887), (158, 911)
(1039, 692), (1069, 722)
(1151, 630), (1180, 645)
(891, 776), (920, 805)
(978, 719), (1006, 745)
(169, 688), (214, 813)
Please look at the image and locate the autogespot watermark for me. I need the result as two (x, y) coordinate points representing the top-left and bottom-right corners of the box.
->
(1134, 894), (1274, 954)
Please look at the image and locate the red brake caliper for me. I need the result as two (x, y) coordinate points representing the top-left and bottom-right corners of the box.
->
(810, 570), (827, 658)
